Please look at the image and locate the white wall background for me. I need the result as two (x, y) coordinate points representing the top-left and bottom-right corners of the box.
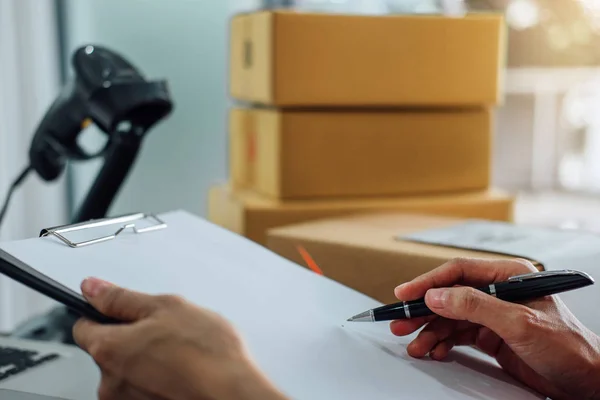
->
(0, 0), (68, 332)
(62, 0), (258, 219)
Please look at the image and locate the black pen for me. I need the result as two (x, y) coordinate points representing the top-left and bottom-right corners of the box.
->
(347, 270), (594, 322)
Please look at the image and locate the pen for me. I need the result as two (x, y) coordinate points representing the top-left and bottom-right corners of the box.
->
(347, 270), (594, 322)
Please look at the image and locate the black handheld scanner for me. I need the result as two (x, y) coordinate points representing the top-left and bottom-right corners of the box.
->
(29, 45), (173, 181)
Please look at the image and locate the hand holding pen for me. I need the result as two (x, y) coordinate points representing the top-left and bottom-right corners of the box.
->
(350, 258), (600, 400)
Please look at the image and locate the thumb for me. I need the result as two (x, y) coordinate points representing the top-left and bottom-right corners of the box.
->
(81, 278), (156, 322)
(425, 286), (534, 340)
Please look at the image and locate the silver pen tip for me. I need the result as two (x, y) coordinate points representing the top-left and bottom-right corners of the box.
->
(346, 310), (373, 322)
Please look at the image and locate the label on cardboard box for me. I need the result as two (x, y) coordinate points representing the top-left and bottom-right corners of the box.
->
(401, 220), (600, 271)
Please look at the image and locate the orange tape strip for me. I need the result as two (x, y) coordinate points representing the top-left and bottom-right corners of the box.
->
(296, 245), (324, 276)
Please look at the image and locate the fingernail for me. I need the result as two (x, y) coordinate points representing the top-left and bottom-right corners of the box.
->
(82, 278), (112, 297)
(394, 283), (408, 297)
(427, 288), (449, 308)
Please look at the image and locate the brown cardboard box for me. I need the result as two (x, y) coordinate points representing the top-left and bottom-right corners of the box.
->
(229, 107), (492, 198)
(207, 184), (515, 246)
(230, 107), (255, 189)
(229, 11), (505, 107)
(267, 213), (542, 304)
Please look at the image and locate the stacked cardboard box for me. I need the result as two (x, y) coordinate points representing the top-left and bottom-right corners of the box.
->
(209, 10), (510, 246)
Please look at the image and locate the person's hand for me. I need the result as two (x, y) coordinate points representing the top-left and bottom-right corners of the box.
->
(73, 278), (287, 400)
(391, 258), (600, 400)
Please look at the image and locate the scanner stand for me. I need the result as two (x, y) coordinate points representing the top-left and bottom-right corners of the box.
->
(10, 126), (146, 345)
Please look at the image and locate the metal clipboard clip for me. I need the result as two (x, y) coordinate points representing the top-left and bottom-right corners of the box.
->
(40, 213), (167, 248)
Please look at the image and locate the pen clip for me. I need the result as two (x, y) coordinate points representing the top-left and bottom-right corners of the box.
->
(508, 270), (584, 282)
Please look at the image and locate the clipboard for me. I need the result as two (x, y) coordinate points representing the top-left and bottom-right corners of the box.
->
(0, 213), (167, 324)
(0, 210), (543, 399)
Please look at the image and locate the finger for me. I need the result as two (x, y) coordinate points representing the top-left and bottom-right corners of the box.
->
(424, 285), (538, 341)
(73, 318), (116, 354)
(97, 375), (154, 400)
(407, 319), (473, 358)
(427, 325), (508, 363)
(429, 325), (498, 360)
(81, 278), (157, 321)
(475, 326), (503, 358)
(73, 319), (131, 374)
(98, 375), (126, 400)
(453, 328), (478, 347)
(424, 328), (478, 361)
(430, 338), (456, 361)
(407, 318), (458, 358)
(395, 258), (537, 301)
(389, 315), (437, 336)
(120, 385), (159, 400)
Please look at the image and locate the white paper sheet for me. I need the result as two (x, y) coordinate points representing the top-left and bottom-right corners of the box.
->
(0, 211), (542, 399)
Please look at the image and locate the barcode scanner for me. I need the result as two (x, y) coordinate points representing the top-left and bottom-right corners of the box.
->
(3, 45), (174, 345)
(0, 45), (174, 227)
(29, 44), (173, 181)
